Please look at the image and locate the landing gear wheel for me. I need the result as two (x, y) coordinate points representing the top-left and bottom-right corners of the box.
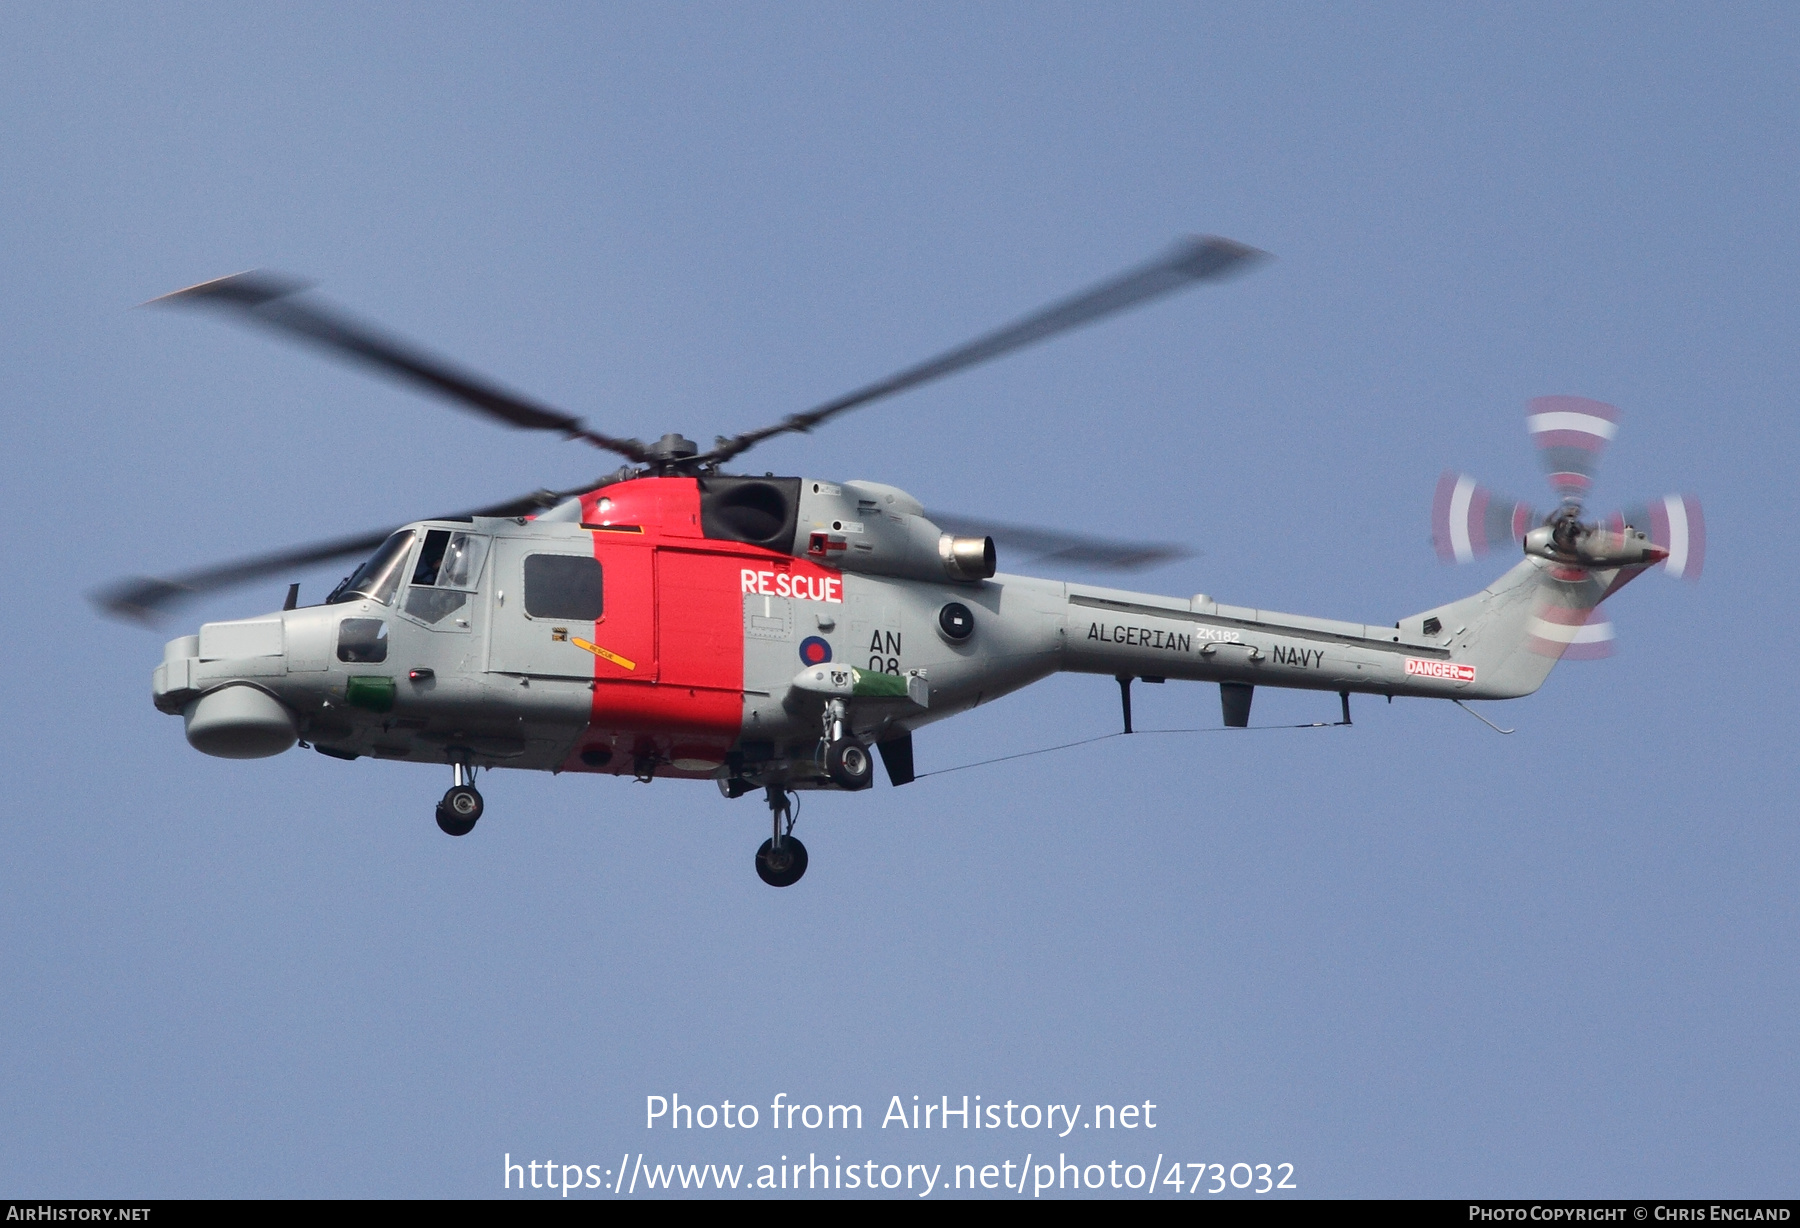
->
(823, 738), (874, 790)
(436, 784), (483, 836)
(756, 836), (809, 887)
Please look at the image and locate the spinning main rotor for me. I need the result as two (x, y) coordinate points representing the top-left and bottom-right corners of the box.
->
(100, 236), (1267, 621)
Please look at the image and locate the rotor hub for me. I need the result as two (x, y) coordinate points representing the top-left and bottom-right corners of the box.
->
(645, 433), (699, 464)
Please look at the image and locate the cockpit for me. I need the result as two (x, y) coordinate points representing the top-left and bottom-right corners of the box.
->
(326, 525), (492, 624)
(326, 529), (415, 606)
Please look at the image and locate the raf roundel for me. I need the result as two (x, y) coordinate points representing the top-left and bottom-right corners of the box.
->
(798, 636), (833, 666)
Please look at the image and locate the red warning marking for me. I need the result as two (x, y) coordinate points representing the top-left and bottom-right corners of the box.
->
(1405, 658), (1476, 682)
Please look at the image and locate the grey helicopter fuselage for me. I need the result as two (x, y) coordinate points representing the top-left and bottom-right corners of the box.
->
(111, 241), (1690, 884)
(152, 472), (1637, 793)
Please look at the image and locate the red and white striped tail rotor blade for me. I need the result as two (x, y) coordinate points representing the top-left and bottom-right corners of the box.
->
(1528, 396), (1619, 504)
(1657, 493), (1705, 580)
(1527, 598), (1616, 660)
(1432, 470), (1537, 564)
(1619, 494), (1706, 581)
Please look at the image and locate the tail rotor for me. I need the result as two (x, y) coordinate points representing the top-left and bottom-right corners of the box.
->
(1432, 471), (1537, 564)
(1432, 398), (1704, 661)
(1614, 494), (1706, 581)
(1527, 395), (1618, 505)
(1527, 597), (1617, 661)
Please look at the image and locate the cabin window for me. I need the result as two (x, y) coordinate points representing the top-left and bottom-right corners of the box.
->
(337, 618), (389, 663)
(523, 554), (603, 621)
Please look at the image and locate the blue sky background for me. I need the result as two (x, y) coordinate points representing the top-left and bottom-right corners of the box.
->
(2, 3), (1794, 1198)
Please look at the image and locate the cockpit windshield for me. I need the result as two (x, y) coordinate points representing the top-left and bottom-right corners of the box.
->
(327, 530), (415, 606)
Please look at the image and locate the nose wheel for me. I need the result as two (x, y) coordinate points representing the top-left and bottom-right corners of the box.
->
(436, 759), (483, 836)
(755, 785), (807, 887)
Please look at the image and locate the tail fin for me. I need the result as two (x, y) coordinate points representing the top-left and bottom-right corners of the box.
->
(1401, 557), (1647, 699)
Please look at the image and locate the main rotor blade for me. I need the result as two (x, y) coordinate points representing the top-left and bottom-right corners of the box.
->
(697, 235), (1267, 466)
(928, 511), (1192, 572)
(148, 272), (653, 463)
(92, 487), (581, 625)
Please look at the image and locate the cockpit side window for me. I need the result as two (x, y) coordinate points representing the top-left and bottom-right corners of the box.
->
(402, 529), (490, 625)
(328, 530), (415, 607)
(337, 618), (389, 663)
(412, 530), (451, 587)
(436, 532), (489, 590)
(409, 529), (490, 590)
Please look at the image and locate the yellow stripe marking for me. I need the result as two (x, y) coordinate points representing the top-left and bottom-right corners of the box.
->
(571, 637), (636, 671)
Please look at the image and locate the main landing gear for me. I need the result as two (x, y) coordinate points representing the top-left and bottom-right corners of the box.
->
(755, 785), (807, 887)
(823, 738), (873, 790)
(750, 702), (874, 885)
(820, 699), (874, 792)
(436, 760), (483, 837)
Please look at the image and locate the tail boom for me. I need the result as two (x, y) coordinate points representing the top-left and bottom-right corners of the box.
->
(1045, 556), (1638, 703)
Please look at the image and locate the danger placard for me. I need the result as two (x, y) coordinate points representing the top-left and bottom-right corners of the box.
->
(1405, 658), (1476, 683)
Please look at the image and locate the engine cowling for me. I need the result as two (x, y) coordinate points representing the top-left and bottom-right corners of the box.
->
(794, 479), (995, 583)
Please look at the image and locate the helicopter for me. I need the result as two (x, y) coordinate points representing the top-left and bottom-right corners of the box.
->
(98, 237), (1703, 886)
